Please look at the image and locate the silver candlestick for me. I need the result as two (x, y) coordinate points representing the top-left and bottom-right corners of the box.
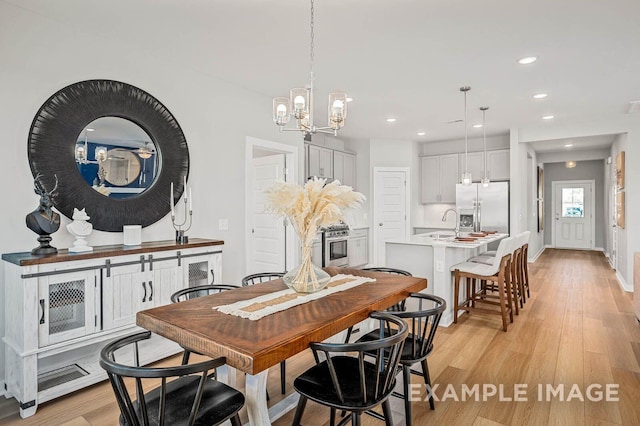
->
(171, 181), (192, 244)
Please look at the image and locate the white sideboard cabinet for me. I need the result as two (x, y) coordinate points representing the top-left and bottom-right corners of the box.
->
(2, 238), (223, 418)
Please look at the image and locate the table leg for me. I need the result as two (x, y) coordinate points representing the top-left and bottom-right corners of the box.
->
(245, 370), (270, 425)
(217, 364), (237, 388)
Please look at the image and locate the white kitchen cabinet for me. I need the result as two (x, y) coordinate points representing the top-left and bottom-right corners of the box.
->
(349, 228), (369, 267)
(458, 151), (485, 182)
(307, 144), (333, 179)
(333, 151), (357, 188)
(311, 233), (323, 268)
(2, 239), (223, 418)
(487, 149), (510, 181)
(421, 154), (459, 204)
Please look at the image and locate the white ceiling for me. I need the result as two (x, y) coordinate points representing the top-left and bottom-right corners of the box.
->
(528, 134), (616, 154)
(7, 0), (640, 148)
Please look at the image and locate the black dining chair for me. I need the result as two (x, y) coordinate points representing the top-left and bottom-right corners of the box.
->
(292, 312), (409, 426)
(99, 331), (244, 426)
(362, 267), (412, 312)
(241, 272), (286, 287)
(356, 293), (446, 425)
(240, 272), (288, 395)
(170, 284), (240, 365)
(343, 267), (413, 344)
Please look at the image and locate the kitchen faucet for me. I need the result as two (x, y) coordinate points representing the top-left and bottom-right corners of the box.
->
(442, 208), (460, 237)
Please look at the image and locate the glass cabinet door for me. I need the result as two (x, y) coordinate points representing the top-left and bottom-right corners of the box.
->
(38, 270), (98, 347)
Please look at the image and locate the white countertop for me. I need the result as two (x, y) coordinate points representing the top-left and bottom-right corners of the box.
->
(386, 232), (507, 249)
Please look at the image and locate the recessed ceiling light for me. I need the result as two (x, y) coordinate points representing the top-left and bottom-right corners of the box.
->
(386, 118), (397, 122)
(518, 56), (537, 65)
(542, 115), (555, 120)
(472, 124), (483, 128)
(533, 93), (548, 99)
(417, 132), (426, 136)
(564, 143), (573, 148)
(346, 97), (354, 102)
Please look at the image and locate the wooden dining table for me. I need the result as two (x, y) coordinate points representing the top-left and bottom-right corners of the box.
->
(136, 266), (427, 425)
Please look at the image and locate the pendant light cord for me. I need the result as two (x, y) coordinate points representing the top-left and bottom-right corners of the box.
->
(310, 0), (315, 75)
(464, 89), (468, 173)
(483, 108), (487, 178)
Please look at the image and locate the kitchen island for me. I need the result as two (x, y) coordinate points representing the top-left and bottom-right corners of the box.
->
(385, 232), (507, 326)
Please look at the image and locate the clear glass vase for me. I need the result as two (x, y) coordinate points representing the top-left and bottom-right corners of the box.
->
(283, 245), (330, 293)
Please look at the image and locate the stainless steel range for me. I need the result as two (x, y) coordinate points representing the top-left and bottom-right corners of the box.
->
(322, 223), (350, 267)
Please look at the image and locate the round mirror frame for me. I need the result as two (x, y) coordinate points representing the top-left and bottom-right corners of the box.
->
(28, 80), (189, 232)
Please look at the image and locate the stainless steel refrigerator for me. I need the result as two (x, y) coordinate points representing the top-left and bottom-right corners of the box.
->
(456, 181), (509, 234)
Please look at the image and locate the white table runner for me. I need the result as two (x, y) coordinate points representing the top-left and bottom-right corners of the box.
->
(215, 274), (376, 320)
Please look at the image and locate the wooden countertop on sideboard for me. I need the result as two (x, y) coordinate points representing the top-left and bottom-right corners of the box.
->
(2, 238), (224, 266)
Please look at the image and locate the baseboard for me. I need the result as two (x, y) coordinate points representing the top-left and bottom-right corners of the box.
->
(615, 270), (632, 293)
(528, 246), (545, 263)
(606, 253), (615, 269)
(595, 247), (604, 252)
(545, 244), (554, 249)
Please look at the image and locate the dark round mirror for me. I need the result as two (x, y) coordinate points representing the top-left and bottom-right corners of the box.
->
(28, 80), (189, 232)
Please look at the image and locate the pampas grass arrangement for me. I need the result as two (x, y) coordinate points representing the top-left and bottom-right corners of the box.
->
(265, 177), (365, 292)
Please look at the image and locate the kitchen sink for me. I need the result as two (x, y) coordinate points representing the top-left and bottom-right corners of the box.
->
(426, 232), (456, 240)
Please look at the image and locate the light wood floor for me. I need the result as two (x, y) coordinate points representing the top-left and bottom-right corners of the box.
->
(2, 249), (639, 425)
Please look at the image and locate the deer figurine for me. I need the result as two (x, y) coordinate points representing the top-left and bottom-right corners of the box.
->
(26, 174), (61, 254)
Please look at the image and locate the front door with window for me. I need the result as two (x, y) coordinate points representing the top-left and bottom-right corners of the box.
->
(554, 181), (593, 249)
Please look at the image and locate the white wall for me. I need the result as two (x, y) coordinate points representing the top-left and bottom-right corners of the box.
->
(420, 134), (509, 156)
(608, 134), (628, 286)
(0, 3), (301, 386)
(524, 145), (544, 259)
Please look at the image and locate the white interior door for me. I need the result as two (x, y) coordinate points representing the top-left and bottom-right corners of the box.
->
(553, 181), (593, 249)
(373, 168), (409, 266)
(249, 154), (286, 273)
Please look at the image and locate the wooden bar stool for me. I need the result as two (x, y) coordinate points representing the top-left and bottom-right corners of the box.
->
(451, 236), (516, 331)
(469, 231), (530, 311)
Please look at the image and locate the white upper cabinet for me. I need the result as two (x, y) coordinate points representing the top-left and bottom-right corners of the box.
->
(307, 144), (333, 179)
(421, 154), (458, 204)
(487, 149), (510, 181)
(333, 151), (356, 188)
(458, 151), (484, 182)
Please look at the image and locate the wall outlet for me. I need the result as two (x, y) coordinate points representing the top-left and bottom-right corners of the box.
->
(218, 219), (229, 231)
(436, 260), (444, 272)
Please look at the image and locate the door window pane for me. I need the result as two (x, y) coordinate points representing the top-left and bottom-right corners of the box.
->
(562, 188), (584, 217)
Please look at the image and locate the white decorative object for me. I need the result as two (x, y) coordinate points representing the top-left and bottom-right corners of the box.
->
(67, 208), (93, 252)
(123, 225), (142, 246)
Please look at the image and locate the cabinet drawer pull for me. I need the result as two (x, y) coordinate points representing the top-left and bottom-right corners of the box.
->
(210, 269), (215, 284)
(142, 282), (147, 303)
(148, 281), (153, 302)
(39, 299), (45, 324)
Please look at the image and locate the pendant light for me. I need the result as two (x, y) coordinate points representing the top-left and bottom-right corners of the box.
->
(460, 86), (472, 185)
(480, 106), (490, 187)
